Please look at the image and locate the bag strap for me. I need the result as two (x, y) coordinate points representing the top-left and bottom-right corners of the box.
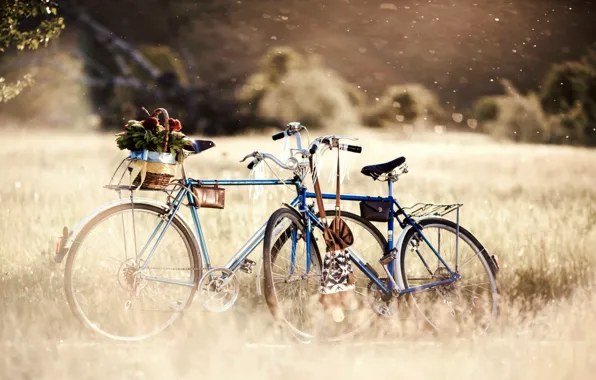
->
(333, 145), (341, 234)
(310, 156), (328, 226)
(310, 145), (345, 249)
(310, 154), (338, 251)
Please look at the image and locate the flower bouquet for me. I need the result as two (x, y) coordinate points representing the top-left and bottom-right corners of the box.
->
(115, 107), (190, 190)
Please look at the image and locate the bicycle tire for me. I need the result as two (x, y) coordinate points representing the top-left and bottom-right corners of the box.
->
(262, 207), (322, 341)
(398, 218), (498, 336)
(64, 202), (201, 341)
(263, 208), (388, 342)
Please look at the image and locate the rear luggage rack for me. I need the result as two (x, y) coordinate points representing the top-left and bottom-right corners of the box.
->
(104, 158), (178, 193)
(401, 202), (463, 219)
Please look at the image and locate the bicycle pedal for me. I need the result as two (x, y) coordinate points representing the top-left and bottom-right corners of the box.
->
(379, 248), (397, 266)
(239, 259), (256, 274)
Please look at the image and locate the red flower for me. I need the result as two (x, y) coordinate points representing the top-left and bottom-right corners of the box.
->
(168, 118), (182, 132)
(142, 117), (160, 131)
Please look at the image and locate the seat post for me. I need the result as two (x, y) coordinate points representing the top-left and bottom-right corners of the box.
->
(388, 177), (394, 198)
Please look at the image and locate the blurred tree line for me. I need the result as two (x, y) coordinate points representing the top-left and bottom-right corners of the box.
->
(0, 0), (452, 135)
(473, 47), (596, 146)
(0, 0), (595, 146)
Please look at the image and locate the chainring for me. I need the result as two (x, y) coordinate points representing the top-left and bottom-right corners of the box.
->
(367, 279), (398, 318)
(198, 267), (240, 312)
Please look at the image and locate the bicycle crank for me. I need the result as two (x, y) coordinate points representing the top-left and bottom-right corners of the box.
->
(198, 267), (240, 312)
(368, 279), (399, 318)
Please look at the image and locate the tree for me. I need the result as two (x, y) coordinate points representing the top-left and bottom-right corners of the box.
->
(0, 0), (64, 101)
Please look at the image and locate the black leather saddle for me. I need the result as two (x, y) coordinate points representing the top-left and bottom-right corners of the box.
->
(361, 157), (406, 180)
(184, 139), (215, 154)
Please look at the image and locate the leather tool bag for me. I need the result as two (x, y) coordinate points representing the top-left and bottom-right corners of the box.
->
(359, 200), (391, 222)
(310, 147), (355, 322)
(192, 183), (225, 209)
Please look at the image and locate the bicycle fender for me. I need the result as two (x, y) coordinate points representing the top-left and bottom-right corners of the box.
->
(280, 203), (304, 222)
(55, 198), (197, 264)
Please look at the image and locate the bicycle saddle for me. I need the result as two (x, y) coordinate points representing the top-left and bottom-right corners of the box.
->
(184, 139), (215, 155)
(361, 156), (406, 180)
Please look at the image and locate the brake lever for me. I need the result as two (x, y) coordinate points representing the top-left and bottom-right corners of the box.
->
(327, 135), (359, 142)
(239, 151), (260, 162)
(290, 148), (309, 158)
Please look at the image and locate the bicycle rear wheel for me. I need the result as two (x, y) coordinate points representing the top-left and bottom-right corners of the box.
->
(398, 218), (498, 337)
(64, 202), (201, 341)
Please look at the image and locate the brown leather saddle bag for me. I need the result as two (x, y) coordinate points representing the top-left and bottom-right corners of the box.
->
(192, 183), (225, 209)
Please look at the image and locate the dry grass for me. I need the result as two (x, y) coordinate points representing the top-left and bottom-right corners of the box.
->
(1, 126), (595, 379)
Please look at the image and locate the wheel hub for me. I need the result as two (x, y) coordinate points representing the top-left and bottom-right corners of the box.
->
(198, 267), (240, 313)
(117, 258), (147, 294)
(433, 267), (457, 297)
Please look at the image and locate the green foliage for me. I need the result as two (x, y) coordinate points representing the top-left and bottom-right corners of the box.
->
(115, 120), (190, 155)
(474, 49), (596, 147)
(473, 88), (562, 144)
(106, 45), (191, 127)
(0, 74), (34, 102)
(362, 84), (447, 127)
(539, 53), (596, 146)
(236, 46), (363, 128)
(473, 96), (500, 124)
(136, 45), (189, 86)
(0, 0), (64, 52)
(472, 80), (573, 144)
(0, 0), (64, 105)
(0, 51), (92, 124)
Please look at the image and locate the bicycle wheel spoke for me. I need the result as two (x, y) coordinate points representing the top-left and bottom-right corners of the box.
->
(458, 248), (487, 271)
(66, 204), (199, 341)
(401, 222), (497, 337)
(263, 208), (388, 342)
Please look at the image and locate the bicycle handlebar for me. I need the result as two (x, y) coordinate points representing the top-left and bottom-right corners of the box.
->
(346, 144), (362, 153)
(245, 129), (361, 173)
(309, 136), (362, 155)
(241, 151), (298, 171)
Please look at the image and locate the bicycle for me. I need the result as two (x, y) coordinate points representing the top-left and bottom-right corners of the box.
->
(260, 133), (501, 341)
(53, 122), (378, 341)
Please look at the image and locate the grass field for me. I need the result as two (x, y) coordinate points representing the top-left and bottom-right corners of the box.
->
(1, 126), (595, 378)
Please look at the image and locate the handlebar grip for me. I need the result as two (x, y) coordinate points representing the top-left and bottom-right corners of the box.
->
(272, 131), (286, 141)
(247, 159), (259, 170)
(309, 144), (318, 155)
(347, 145), (362, 153)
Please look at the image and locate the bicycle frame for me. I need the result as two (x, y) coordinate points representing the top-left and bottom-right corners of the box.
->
(132, 177), (301, 289)
(300, 179), (461, 297)
(133, 171), (461, 297)
(70, 127), (459, 297)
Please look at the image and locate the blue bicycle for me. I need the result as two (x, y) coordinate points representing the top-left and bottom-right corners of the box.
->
(259, 131), (500, 341)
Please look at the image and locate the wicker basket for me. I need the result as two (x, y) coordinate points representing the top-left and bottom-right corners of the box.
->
(131, 161), (177, 189)
(128, 108), (179, 190)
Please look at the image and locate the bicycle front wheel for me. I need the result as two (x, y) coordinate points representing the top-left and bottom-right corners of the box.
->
(262, 207), (322, 341)
(263, 207), (387, 342)
(398, 218), (498, 337)
(64, 202), (201, 341)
